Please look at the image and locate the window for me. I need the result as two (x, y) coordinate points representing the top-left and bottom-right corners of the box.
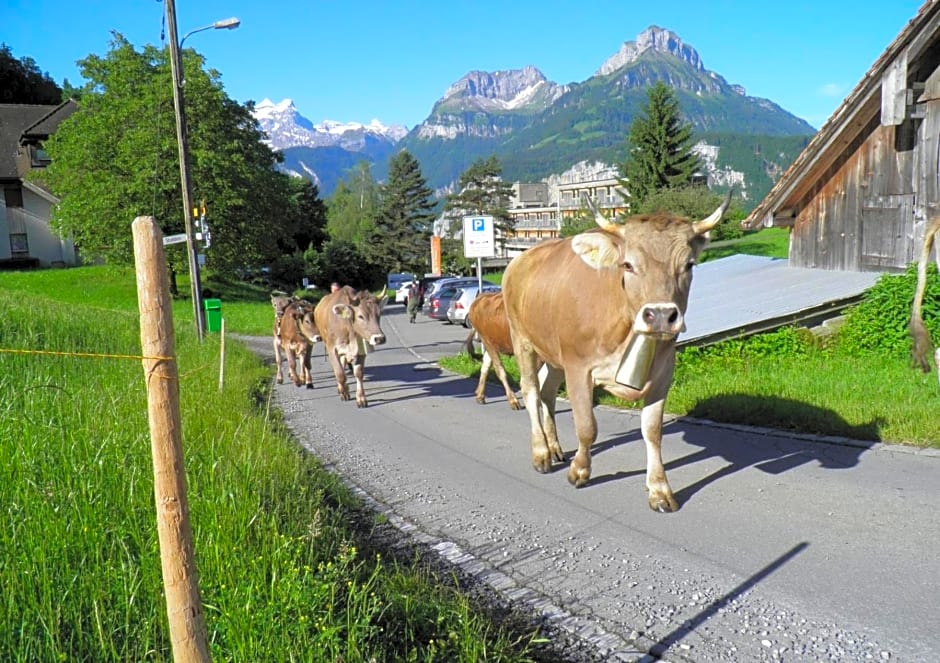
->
(4, 187), (23, 207)
(30, 145), (51, 168)
(10, 233), (29, 255)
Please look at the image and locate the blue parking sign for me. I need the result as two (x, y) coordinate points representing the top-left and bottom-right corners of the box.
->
(462, 215), (495, 258)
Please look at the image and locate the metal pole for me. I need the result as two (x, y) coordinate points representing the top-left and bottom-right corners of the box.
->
(166, 0), (205, 342)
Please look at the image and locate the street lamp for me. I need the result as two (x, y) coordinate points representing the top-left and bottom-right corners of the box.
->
(165, 0), (240, 341)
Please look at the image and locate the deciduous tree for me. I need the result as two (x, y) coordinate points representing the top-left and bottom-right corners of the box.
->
(36, 33), (292, 285)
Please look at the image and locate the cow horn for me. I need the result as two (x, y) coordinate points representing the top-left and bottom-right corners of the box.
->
(582, 194), (613, 228)
(692, 188), (734, 235)
(377, 285), (388, 300)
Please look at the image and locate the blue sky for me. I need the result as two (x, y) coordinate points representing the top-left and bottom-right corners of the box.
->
(6, 0), (927, 131)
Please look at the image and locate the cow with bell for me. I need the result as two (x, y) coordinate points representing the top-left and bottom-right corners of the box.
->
(503, 192), (732, 512)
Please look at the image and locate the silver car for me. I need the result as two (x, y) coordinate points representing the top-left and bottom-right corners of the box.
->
(446, 284), (502, 327)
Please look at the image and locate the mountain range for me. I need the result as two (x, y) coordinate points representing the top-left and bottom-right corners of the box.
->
(252, 26), (817, 207)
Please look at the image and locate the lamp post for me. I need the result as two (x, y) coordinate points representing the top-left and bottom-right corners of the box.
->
(165, 0), (240, 341)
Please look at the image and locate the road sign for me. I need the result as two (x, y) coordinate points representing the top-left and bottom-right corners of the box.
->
(162, 233), (188, 246)
(463, 215), (495, 258)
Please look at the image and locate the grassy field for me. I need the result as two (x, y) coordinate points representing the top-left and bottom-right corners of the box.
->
(0, 266), (549, 662)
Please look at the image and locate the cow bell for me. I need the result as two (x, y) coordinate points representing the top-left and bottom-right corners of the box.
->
(615, 333), (657, 390)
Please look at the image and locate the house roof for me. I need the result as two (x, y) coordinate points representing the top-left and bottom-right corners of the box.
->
(681, 254), (882, 346)
(0, 100), (78, 180)
(744, 0), (940, 230)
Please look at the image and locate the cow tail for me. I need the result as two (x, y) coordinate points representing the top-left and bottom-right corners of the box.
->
(464, 328), (483, 360)
(910, 216), (940, 372)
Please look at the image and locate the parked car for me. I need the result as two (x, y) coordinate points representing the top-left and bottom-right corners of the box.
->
(426, 278), (497, 323)
(422, 277), (494, 309)
(446, 284), (502, 327)
(395, 281), (414, 304)
(425, 285), (464, 322)
(386, 272), (415, 297)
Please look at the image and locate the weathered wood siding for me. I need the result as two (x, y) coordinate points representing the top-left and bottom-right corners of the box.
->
(790, 116), (915, 271)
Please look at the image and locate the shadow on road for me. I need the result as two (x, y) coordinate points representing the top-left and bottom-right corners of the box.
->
(576, 394), (880, 509)
(639, 542), (810, 661)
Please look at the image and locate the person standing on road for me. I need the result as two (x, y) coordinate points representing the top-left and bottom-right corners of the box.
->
(406, 281), (420, 323)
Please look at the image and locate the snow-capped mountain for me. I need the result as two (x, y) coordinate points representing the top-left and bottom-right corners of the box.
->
(252, 98), (408, 151)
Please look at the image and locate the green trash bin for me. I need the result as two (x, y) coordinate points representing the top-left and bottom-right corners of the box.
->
(203, 298), (222, 333)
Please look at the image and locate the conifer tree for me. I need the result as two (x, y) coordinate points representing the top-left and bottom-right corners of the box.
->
(619, 81), (701, 205)
(443, 156), (514, 251)
(370, 150), (436, 274)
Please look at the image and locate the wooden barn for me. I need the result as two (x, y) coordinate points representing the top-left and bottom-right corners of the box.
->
(745, 0), (940, 272)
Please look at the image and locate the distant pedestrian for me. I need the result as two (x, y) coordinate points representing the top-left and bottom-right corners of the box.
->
(406, 281), (420, 323)
(330, 281), (341, 293)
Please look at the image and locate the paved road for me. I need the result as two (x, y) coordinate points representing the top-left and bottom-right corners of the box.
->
(243, 303), (940, 662)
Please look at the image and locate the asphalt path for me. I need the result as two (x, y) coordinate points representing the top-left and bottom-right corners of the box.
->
(242, 303), (940, 662)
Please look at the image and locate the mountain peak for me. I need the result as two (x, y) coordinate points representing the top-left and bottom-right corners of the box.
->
(596, 26), (704, 76)
(434, 66), (568, 115)
(252, 98), (408, 151)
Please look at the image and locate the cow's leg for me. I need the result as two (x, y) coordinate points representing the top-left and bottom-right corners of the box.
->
(474, 350), (493, 404)
(484, 339), (523, 410)
(352, 354), (367, 407)
(538, 363), (565, 462)
(564, 370), (596, 488)
(640, 397), (677, 512)
(273, 336), (284, 384)
(286, 346), (304, 386)
(515, 339), (556, 472)
(301, 345), (313, 389)
(327, 349), (350, 400)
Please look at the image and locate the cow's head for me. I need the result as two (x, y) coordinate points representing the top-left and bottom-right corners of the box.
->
(271, 291), (298, 320)
(331, 287), (388, 348)
(575, 193), (731, 340)
(287, 301), (320, 342)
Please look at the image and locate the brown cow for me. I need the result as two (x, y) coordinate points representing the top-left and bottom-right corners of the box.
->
(910, 215), (940, 373)
(503, 192), (731, 513)
(273, 299), (320, 388)
(270, 291), (298, 335)
(314, 285), (388, 407)
(463, 292), (523, 410)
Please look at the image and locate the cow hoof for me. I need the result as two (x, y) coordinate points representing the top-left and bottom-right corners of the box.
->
(508, 399), (523, 410)
(567, 463), (590, 488)
(305, 384), (314, 390)
(357, 400), (367, 408)
(475, 396), (486, 405)
(276, 377), (283, 384)
(532, 458), (552, 474)
(649, 494), (679, 513)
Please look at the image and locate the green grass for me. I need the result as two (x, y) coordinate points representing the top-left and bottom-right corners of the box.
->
(702, 227), (789, 261)
(0, 266), (547, 662)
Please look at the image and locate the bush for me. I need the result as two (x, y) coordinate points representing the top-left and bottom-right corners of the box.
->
(835, 263), (940, 358)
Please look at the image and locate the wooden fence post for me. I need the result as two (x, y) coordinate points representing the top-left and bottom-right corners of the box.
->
(132, 216), (211, 663)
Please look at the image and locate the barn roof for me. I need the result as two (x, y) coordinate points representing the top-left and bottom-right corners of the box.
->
(744, 0), (940, 230)
(681, 254), (882, 346)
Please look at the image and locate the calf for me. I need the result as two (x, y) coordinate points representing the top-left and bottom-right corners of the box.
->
(270, 291), (298, 336)
(273, 299), (320, 388)
(463, 292), (523, 410)
(314, 285), (388, 407)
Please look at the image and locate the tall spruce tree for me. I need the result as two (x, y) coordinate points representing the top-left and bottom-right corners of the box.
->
(443, 156), (514, 251)
(369, 150), (436, 274)
(619, 81), (701, 205)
